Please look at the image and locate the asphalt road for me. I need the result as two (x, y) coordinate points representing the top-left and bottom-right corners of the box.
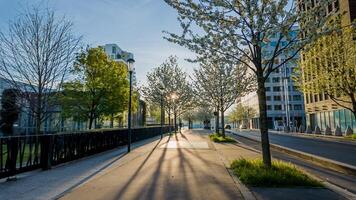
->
(230, 130), (356, 166)
(228, 133), (356, 195)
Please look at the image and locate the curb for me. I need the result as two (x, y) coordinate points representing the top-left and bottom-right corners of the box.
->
(231, 132), (356, 176)
(211, 141), (257, 200)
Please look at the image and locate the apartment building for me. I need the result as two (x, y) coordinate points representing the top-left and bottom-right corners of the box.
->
(240, 29), (305, 130)
(298, 0), (356, 134)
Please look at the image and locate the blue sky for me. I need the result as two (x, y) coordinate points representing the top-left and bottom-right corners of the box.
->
(0, 0), (196, 85)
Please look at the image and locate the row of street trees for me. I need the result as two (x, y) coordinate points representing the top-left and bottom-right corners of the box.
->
(143, 56), (193, 129)
(192, 58), (253, 137)
(164, 0), (337, 167)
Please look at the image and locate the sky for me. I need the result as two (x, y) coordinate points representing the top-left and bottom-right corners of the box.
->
(0, 0), (196, 85)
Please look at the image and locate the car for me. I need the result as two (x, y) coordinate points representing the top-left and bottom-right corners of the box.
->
(224, 124), (231, 129)
(239, 124), (247, 129)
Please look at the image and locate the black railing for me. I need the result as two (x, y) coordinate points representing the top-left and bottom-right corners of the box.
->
(0, 126), (172, 179)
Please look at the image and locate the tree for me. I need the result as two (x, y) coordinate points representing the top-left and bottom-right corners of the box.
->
(0, 8), (81, 134)
(60, 47), (129, 129)
(0, 89), (20, 135)
(164, 0), (335, 167)
(294, 23), (356, 119)
(192, 58), (252, 137)
(229, 104), (257, 128)
(143, 56), (193, 129)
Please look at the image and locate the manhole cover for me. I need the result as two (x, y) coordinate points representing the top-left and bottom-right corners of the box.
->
(161, 141), (209, 149)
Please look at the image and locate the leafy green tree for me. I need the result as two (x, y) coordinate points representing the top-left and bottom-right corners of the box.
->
(229, 104), (257, 127)
(164, 0), (335, 167)
(294, 24), (356, 119)
(60, 47), (129, 129)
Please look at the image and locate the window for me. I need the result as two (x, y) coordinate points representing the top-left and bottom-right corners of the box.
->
(273, 86), (281, 92)
(293, 95), (302, 101)
(274, 105), (282, 110)
(266, 87), (271, 92)
(294, 104), (302, 110)
(112, 46), (116, 54)
(274, 96), (281, 101)
(267, 105), (272, 110)
(272, 77), (280, 83)
(266, 96), (271, 101)
(266, 78), (270, 83)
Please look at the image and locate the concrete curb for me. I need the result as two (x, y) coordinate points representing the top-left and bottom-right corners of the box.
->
(210, 139), (257, 200)
(231, 132), (356, 176)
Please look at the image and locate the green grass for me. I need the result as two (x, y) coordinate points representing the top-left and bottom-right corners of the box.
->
(345, 134), (356, 140)
(231, 158), (323, 187)
(209, 133), (236, 143)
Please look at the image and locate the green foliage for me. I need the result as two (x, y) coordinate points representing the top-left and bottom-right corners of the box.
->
(294, 24), (356, 117)
(229, 104), (256, 123)
(231, 158), (323, 187)
(60, 47), (129, 128)
(209, 133), (236, 143)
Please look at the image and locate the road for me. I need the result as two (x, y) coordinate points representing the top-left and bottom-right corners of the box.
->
(227, 131), (356, 194)
(230, 130), (356, 166)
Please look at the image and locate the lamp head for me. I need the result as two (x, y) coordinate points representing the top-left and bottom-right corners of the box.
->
(127, 58), (135, 72)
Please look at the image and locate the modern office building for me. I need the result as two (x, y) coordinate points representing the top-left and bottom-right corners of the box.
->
(240, 29), (306, 130)
(298, 0), (356, 134)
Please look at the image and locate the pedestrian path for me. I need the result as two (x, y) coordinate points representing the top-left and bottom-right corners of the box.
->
(60, 130), (243, 200)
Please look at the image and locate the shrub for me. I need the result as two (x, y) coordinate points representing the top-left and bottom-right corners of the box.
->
(209, 133), (236, 143)
(231, 158), (323, 187)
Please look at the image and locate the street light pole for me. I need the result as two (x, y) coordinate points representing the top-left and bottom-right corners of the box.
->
(160, 92), (164, 139)
(127, 59), (134, 153)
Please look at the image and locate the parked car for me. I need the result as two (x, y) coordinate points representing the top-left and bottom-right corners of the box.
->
(224, 124), (231, 129)
(239, 124), (247, 129)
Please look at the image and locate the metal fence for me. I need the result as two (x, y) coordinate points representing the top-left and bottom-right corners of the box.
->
(0, 126), (172, 179)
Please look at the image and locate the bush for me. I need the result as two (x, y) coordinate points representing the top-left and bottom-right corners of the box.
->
(231, 158), (323, 187)
(209, 133), (236, 143)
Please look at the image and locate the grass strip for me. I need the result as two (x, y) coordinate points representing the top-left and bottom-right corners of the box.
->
(209, 133), (236, 143)
(231, 158), (323, 187)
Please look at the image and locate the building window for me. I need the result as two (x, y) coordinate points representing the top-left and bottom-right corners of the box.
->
(293, 95), (302, 101)
(266, 96), (271, 101)
(266, 87), (271, 91)
(274, 96), (282, 101)
(273, 86), (281, 92)
(266, 78), (270, 83)
(112, 46), (116, 54)
(272, 77), (280, 83)
(274, 105), (282, 110)
(267, 105), (272, 110)
(294, 104), (302, 110)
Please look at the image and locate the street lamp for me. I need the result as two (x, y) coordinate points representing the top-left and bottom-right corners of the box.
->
(127, 58), (135, 152)
(159, 85), (165, 139)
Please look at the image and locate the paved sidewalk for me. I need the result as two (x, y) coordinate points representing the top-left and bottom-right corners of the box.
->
(61, 130), (243, 200)
(0, 135), (163, 200)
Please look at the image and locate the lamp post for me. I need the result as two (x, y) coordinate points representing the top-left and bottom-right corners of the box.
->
(127, 58), (134, 152)
(159, 86), (165, 139)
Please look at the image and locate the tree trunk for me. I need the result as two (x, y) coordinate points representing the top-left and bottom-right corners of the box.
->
(88, 112), (94, 130)
(110, 113), (114, 128)
(257, 76), (272, 167)
(216, 106), (219, 135)
(351, 93), (356, 120)
(221, 109), (225, 138)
